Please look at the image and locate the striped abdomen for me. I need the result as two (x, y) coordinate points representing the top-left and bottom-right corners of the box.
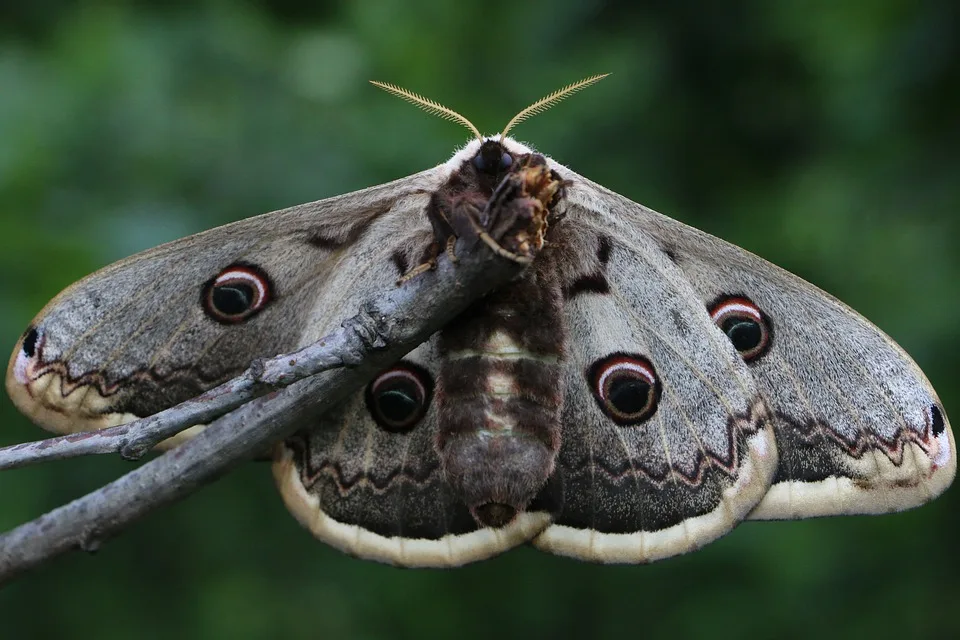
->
(437, 261), (565, 527)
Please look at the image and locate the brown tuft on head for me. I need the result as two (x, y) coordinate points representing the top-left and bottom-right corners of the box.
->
(473, 502), (518, 528)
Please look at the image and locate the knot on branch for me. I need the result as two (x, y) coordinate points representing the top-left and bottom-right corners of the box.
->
(340, 301), (393, 365)
(119, 437), (149, 461)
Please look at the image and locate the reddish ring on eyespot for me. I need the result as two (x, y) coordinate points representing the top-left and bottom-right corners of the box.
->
(708, 295), (772, 362)
(365, 362), (434, 433)
(587, 353), (662, 425)
(201, 263), (273, 324)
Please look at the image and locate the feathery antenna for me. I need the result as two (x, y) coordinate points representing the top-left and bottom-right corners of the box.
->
(499, 74), (609, 139)
(369, 81), (483, 142)
(370, 74), (610, 141)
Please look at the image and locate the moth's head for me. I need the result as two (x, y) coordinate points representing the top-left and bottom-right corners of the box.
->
(462, 138), (516, 194)
(473, 138), (515, 177)
(443, 136), (534, 192)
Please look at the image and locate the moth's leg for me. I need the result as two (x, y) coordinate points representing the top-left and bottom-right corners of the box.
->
(445, 236), (459, 264)
(446, 193), (490, 242)
(400, 194), (488, 285)
(396, 242), (442, 285)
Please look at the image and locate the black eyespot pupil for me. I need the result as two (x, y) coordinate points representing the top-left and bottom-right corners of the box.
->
(212, 283), (254, 316)
(588, 354), (661, 426)
(22, 327), (38, 357)
(202, 264), (273, 324)
(377, 387), (419, 424)
(608, 376), (651, 415)
(722, 317), (762, 352)
(931, 404), (946, 437)
(366, 362), (434, 433)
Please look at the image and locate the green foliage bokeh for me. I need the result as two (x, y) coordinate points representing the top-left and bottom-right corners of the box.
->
(1, 1), (957, 638)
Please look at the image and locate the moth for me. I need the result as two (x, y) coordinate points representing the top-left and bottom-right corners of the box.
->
(6, 76), (954, 567)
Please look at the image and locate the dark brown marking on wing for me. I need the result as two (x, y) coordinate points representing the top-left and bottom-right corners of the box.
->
(303, 202), (395, 250)
(391, 251), (409, 278)
(551, 461), (728, 533)
(597, 235), (612, 265)
(561, 400), (768, 487)
(563, 234), (613, 299)
(771, 411), (940, 483)
(305, 233), (345, 250)
(285, 434), (478, 539)
(546, 401), (767, 533)
(286, 434), (443, 492)
(661, 242), (679, 264)
(564, 273), (610, 298)
(20, 347), (240, 419)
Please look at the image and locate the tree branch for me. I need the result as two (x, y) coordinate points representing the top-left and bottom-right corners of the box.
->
(0, 373), (262, 470)
(0, 323), (351, 470)
(0, 229), (529, 585)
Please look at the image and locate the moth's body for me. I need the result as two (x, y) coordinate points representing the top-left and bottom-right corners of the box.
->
(6, 108), (955, 566)
(423, 141), (567, 527)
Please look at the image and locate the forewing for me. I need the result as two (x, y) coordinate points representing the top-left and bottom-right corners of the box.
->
(6, 169), (446, 439)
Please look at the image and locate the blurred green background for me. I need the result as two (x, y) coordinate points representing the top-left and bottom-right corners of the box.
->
(1, 1), (957, 638)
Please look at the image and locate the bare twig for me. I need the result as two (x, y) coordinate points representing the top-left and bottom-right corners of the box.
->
(0, 375), (260, 469)
(0, 229), (528, 585)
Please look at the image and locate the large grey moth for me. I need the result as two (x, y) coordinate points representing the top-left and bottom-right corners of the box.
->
(7, 76), (953, 566)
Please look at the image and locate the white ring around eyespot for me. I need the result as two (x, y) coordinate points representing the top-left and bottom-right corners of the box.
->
(373, 369), (426, 399)
(214, 269), (268, 305)
(710, 300), (763, 323)
(597, 360), (655, 401)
